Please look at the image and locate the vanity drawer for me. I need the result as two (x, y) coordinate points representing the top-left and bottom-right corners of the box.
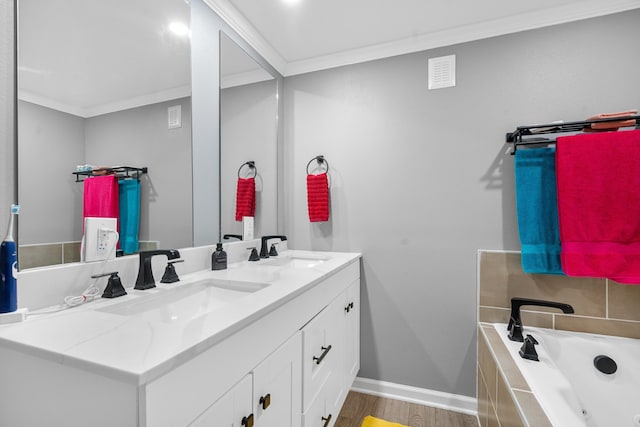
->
(301, 296), (343, 412)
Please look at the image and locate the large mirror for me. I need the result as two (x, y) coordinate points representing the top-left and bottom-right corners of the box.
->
(16, 0), (282, 271)
(17, 0), (193, 269)
(219, 32), (279, 239)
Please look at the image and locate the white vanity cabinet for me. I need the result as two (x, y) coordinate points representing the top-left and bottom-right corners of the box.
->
(190, 332), (301, 427)
(301, 277), (360, 427)
(0, 253), (360, 427)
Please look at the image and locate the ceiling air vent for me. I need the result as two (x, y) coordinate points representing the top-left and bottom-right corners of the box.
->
(428, 54), (456, 90)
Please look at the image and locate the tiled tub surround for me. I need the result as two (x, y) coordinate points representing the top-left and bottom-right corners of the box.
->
(477, 250), (640, 427)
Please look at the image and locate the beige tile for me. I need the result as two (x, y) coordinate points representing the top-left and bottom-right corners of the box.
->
(608, 280), (640, 321)
(139, 241), (159, 251)
(477, 367), (489, 427)
(479, 306), (553, 329)
(479, 251), (606, 317)
(555, 315), (640, 339)
(478, 327), (497, 406)
(512, 390), (553, 427)
(482, 325), (529, 391)
(496, 374), (525, 427)
(63, 242), (81, 263)
(18, 244), (63, 269)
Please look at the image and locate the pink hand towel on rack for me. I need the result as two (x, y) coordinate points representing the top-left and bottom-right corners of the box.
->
(235, 177), (255, 221)
(83, 174), (120, 230)
(307, 172), (329, 222)
(556, 129), (640, 283)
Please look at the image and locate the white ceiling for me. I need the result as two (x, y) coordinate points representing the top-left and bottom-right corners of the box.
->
(211, 0), (640, 76)
(18, 0), (640, 116)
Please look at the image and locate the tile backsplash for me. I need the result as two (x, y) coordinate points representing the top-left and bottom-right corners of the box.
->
(478, 250), (640, 339)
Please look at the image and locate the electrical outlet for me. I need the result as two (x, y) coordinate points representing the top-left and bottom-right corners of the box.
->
(84, 217), (118, 262)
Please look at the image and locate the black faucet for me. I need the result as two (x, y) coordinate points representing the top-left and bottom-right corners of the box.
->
(260, 235), (287, 258)
(507, 297), (574, 342)
(135, 249), (181, 290)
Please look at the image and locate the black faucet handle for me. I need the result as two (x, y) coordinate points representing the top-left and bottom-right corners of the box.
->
(269, 243), (279, 257)
(91, 272), (127, 299)
(161, 259), (183, 284)
(519, 334), (540, 361)
(248, 247), (260, 261)
(508, 317), (525, 342)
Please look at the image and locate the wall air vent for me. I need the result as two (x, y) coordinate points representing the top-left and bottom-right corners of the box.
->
(168, 105), (182, 129)
(428, 54), (456, 90)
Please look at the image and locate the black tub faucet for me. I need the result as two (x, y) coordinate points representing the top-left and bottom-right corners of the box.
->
(135, 249), (181, 290)
(260, 235), (287, 258)
(507, 297), (574, 342)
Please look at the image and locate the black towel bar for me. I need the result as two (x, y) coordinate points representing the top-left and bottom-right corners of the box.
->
(506, 115), (640, 155)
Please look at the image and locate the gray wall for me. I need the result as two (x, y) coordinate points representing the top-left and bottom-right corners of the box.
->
(283, 10), (640, 398)
(85, 97), (193, 249)
(17, 98), (193, 250)
(0, 0), (15, 236)
(220, 79), (279, 238)
(18, 101), (84, 244)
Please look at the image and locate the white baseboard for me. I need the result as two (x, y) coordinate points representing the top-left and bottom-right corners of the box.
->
(351, 377), (478, 417)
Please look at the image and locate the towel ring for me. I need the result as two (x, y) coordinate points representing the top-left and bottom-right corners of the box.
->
(306, 155), (329, 175)
(238, 161), (257, 178)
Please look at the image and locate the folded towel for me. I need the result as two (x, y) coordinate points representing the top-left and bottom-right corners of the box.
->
(118, 179), (140, 255)
(83, 175), (119, 230)
(307, 172), (329, 222)
(514, 147), (564, 274)
(361, 416), (408, 427)
(584, 109), (637, 132)
(556, 129), (640, 283)
(235, 177), (256, 221)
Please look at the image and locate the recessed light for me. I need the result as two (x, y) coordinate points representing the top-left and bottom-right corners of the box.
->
(282, 0), (301, 4)
(169, 22), (190, 36)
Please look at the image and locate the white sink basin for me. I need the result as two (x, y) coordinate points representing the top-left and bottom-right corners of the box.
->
(260, 254), (329, 268)
(96, 279), (269, 323)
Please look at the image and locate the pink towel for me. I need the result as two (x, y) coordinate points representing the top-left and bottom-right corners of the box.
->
(307, 172), (329, 222)
(235, 177), (256, 221)
(556, 129), (640, 283)
(83, 175), (120, 238)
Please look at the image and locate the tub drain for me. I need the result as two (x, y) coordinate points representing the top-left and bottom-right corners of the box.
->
(594, 355), (617, 374)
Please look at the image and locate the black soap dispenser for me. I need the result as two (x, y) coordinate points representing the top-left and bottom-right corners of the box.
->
(212, 243), (227, 270)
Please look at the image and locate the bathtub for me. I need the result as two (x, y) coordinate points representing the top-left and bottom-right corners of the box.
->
(492, 323), (640, 427)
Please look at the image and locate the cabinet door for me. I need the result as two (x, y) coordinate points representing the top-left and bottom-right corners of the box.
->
(344, 278), (360, 382)
(302, 375), (336, 427)
(189, 374), (253, 427)
(302, 306), (332, 410)
(253, 332), (302, 427)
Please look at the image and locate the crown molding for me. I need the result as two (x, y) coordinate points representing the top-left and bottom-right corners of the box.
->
(249, 0), (637, 77)
(19, 85), (191, 118)
(202, 0), (287, 74)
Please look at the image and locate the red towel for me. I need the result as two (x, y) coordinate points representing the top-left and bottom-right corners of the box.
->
(556, 129), (640, 283)
(83, 175), (120, 230)
(235, 177), (255, 221)
(307, 172), (329, 222)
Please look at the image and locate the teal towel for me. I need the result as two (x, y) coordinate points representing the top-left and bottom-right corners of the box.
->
(514, 148), (564, 275)
(118, 179), (140, 255)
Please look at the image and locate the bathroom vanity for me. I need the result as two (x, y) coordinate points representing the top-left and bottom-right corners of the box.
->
(0, 249), (361, 427)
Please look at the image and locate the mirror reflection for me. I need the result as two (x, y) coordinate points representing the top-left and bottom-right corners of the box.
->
(17, 0), (192, 269)
(219, 32), (278, 240)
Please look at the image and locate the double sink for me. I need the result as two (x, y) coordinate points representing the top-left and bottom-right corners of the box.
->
(94, 252), (330, 324)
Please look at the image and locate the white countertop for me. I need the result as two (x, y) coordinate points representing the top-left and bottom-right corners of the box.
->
(0, 250), (360, 385)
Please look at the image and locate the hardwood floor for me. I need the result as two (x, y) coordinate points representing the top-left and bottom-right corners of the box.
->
(334, 391), (479, 427)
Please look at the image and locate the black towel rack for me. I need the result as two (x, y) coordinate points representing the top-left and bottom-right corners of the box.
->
(306, 155), (329, 175)
(506, 115), (640, 155)
(238, 161), (257, 178)
(73, 166), (148, 182)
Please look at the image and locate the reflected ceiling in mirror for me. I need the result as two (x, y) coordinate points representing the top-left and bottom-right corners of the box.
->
(219, 32), (278, 240)
(17, 0), (193, 270)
